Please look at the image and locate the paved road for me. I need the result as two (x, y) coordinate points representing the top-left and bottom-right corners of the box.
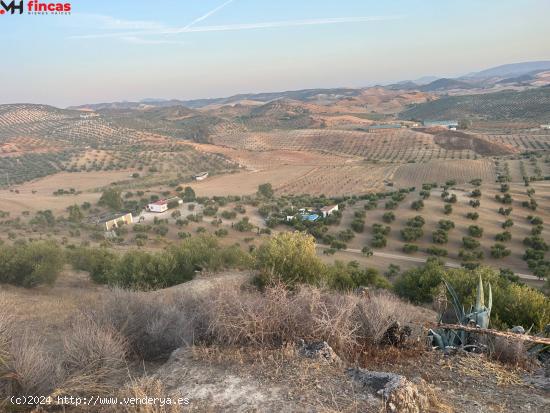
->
(318, 245), (539, 281)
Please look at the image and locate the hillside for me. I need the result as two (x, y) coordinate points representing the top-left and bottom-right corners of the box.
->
(399, 87), (550, 122)
(418, 78), (476, 92)
(466, 61), (550, 79)
(0, 104), (236, 187)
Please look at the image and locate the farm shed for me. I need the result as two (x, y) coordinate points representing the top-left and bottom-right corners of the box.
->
(319, 204), (339, 217)
(147, 199), (168, 213)
(95, 212), (133, 231)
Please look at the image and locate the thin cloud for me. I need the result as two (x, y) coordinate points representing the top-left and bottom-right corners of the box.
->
(120, 36), (186, 45)
(71, 15), (404, 41)
(182, 0), (235, 30)
(78, 13), (168, 31)
(169, 16), (404, 34)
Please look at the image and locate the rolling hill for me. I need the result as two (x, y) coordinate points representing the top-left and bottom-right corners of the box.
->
(399, 87), (550, 122)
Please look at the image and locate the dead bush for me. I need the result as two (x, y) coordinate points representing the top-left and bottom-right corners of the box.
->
(54, 315), (128, 397)
(207, 285), (430, 359)
(208, 284), (356, 357)
(488, 336), (530, 367)
(79, 288), (196, 360)
(1, 332), (57, 397)
(355, 291), (426, 345)
(0, 293), (13, 363)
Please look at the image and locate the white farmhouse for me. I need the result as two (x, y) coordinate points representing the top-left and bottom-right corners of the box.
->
(147, 199), (168, 213)
(319, 204), (339, 218)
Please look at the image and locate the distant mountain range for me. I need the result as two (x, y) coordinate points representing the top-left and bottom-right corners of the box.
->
(69, 60), (550, 110)
(464, 60), (550, 79)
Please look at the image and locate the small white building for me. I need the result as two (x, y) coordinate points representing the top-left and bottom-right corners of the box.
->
(541, 124), (550, 130)
(147, 199), (168, 213)
(96, 212), (133, 231)
(319, 204), (339, 218)
(193, 172), (209, 181)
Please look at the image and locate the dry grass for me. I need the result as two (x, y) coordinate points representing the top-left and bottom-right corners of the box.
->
(78, 288), (200, 360)
(54, 315), (128, 397)
(1, 332), (57, 397)
(487, 336), (530, 367)
(355, 291), (423, 345)
(113, 377), (184, 413)
(205, 284), (429, 359)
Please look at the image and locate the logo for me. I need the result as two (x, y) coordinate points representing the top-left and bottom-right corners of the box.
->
(0, 1), (72, 15)
(0, 1), (23, 14)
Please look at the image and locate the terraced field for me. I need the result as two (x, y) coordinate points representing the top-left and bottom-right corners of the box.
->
(399, 87), (550, 122)
(277, 163), (399, 196)
(393, 159), (496, 187)
(480, 131), (550, 151)
(211, 129), (477, 162)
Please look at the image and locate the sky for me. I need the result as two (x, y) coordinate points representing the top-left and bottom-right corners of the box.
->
(1, 0), (550, 107)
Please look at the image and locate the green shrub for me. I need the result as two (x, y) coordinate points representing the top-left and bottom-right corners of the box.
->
(426, 246), (448, 257)
(351, 219), (365, 233)
(234, 217), (254, 232)
(438, 220), (455, 231)
(371, 234), (387, 248)
(468, 225), (484, 238)
(411, 200), (424, 211)
(326, 261), (390, 291)
(432, 229), (448, 244)
(395, 265), (550, 332)
(403, 244), (419, 254)
(523, 236), (548, 251)
(70, 236), (250, 290)
(502, 219), (514, 229)
(459, 249), (484, 261)
(382, 212), (395, 223)
(469, 199), (480, 208)
(255, 232), (324, 287)
(98, 189), (123, 210)
(491, 243), (511, 259)
(0, 241), (64, 287)
(406, 216), (425, 228)
(401, 227), (423, 242)
(462, 237), (480, 250)
(495, 231), (512, 242)
(372, 224), (391, 236)
(68, 247), (118, 284)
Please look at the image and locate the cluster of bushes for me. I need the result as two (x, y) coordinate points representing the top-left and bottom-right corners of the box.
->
(522, 188), (538, 210)
(68, 235), (251, 290)
(371, 223), (390, 248)
(394, 262), (550, 332)
(0, 241), (64, 287)
(523, 217), (549, 280)
(350, 210), (365, 233)
(460, 236), (484, 269)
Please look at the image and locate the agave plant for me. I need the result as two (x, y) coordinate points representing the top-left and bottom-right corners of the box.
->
(429, 275), (492, 350)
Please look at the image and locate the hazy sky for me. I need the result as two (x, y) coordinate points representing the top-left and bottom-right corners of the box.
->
(2, 0), (550, 107)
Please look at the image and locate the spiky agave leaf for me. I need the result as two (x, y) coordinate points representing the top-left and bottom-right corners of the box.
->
(487, 283), (492, 316)
(475, 274), (484, 312)
(443, 278), (464, 324)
